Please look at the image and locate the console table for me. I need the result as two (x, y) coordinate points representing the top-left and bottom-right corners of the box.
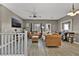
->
(63, 32), (75, 43)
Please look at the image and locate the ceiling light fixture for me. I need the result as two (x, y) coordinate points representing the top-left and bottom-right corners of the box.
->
(67, 3), (79, 16)
(29, 8), (41, 18)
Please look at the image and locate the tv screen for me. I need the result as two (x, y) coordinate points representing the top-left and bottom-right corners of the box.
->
(11, 17), (21, 28)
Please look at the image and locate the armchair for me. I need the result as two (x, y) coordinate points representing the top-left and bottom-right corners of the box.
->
(45, 33), (61, 46)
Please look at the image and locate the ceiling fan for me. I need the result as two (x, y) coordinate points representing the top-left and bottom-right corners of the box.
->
(29, 8), (41, 18)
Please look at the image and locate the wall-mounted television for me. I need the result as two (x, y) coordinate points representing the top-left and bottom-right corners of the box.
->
(11, 17), (21, 28)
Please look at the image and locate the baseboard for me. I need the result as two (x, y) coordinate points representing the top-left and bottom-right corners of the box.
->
(74, 42), (79, 44)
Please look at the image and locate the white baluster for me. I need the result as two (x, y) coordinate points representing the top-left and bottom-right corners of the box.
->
(18, 34), (20, 54)
(8, 34), (10, 55)
(15, 34), (16, 54)
(1, 34), (4, 55)
(24, 31), (27, 55)
(21, 34), (24, 54)
(4, 34), (7, 55)
(11, 34), (13, 55)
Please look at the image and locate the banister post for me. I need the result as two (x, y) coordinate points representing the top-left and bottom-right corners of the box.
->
(24, 31), (28, 56)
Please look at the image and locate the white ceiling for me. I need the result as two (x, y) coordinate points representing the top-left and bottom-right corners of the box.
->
(2, 3), (79, 20)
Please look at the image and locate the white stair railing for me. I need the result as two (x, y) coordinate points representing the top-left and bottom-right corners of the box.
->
(0, 31), (27, 55)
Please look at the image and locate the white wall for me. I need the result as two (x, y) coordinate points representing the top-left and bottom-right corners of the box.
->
(60, 19), (72, 32)
(73, 15), (79, 33)
(0, 5), (23, 33)
(23, 20), (58, 33)
(58, 15), (79, 43)
(58, 15), (79, 33)
(0, 5), (1, 32)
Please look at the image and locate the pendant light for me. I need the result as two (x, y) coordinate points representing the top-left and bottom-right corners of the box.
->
(67, 3), (79, 16)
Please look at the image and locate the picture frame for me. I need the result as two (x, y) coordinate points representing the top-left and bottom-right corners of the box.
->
(11, 17), (21, 28)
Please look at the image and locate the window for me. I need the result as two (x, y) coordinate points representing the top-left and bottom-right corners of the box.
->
(33, 24), (41, 32)
(64, 23), (69, 30)
(63, 22), (70, 31)
(45, 24), (51, 33)
(61, 19), (72, 32)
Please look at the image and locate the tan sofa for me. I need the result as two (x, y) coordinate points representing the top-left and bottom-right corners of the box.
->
(45, 33), (61, 46)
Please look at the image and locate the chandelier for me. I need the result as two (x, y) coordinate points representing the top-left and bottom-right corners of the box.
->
(67, 3), (79, 16)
